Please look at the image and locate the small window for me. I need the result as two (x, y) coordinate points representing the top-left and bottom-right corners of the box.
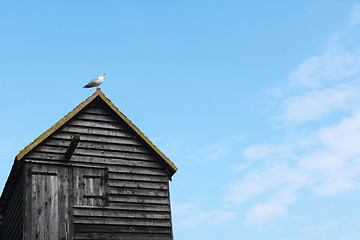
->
(73, 167), (109, 206)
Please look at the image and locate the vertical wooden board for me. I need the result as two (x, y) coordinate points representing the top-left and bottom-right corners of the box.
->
(58, 167), (72, 240)
(49, 174), (59, 239)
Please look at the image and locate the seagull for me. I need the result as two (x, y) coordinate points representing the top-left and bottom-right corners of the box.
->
(83, 73), (105, 89)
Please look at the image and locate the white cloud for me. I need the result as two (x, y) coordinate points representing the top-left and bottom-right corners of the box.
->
(242, 144), (273, 159)
(224, 163), (307, 205)
(228, 110), (360, 223)
(245, 188), (297, 224)
(289, 45), (360, 88)
(349, 4), (360, 28)
(298, 110), (360, 195)
(225, 22), (360, 224)
(282, 85), (359, 123)
(176, 5), (360, 229)
(318, 111), (360, 156)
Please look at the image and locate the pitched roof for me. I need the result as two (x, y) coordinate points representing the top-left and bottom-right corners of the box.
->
(16, 89), (177, 175)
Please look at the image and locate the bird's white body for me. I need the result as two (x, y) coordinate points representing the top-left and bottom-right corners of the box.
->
(83, 73), (105, 89)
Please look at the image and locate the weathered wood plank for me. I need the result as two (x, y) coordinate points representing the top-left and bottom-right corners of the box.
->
(51, 132), (142, 146)
(109, 187), (169, 197)
(109, 180), (168, 190)
(61, 125), (135, 138)
(73, 208), (170, 220)
(107, 166), (168, 176)
(73, 148), (155, 161)
(26, 152), (66, 161)
(27, 150), (158, 162)
(109, 195), (170, 205)
(23, 158), (167, 176)
(74, 223), (172, 233)
(108, 172), (168, 183)
(68, 119), (125, 130)
(80, 106), (113, 115)
(44, 139), (149, 153)
(74, 217), (171, 227)
(31, 145), (155, 161)
(74, 204), (170, 213)
(74, 232), (172, 240)
(71, 156), (161, 168)
(76, 113), (119, 123)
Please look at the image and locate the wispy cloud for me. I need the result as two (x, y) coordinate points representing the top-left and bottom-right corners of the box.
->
(242, 144), (273, 159)
(224, 6), (360, 225)
(172, 202), (236, 228)
(173, 4), (360, 230)
(245, 187), (297, 224)
(282, 85), (359, 123)
(348, 4), (360, 28)
(224, 163), (307, 205)
(289, 44), (360, 89)
(300, 110), (360, 195)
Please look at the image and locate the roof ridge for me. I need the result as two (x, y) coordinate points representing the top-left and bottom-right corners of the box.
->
(15, 88), (177, 174)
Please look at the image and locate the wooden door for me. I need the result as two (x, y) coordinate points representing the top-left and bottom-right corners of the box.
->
(25, 164), (72, 240)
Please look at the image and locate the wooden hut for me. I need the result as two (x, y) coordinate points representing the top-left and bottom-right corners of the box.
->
(0, 89), (177, 240)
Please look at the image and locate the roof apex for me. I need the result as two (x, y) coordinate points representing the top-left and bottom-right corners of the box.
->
(16, 88), (177, 174)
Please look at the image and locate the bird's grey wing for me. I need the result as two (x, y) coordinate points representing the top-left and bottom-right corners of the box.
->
(89, 77), (100, 84)
(83, 77), (100, 88)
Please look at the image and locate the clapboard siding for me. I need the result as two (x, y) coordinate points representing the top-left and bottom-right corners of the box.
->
(27, 100), (172, 239)
(68, 119), (125, 130)
(74, 204), (170, 213)
(109, 172), (169, 182)
(74, 232), (171, 240)
(51, 132), (143, 145)
(1, 170), (23, 240)
(1, 93), (175, 240)
(109, 178), (168, 189)
(109, 187), (169, 197)
(73, 207), (170, 219)
(73, 102), (172, 239)
(28, 148), (157, 161)
(45, 139), (149, 153)
(74, 224), (171, 233)
(76, 112), (119, 122)
(61, 125), (135, 138)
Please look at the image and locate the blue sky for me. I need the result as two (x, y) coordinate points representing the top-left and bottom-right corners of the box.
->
(1, 1), (360, 239)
